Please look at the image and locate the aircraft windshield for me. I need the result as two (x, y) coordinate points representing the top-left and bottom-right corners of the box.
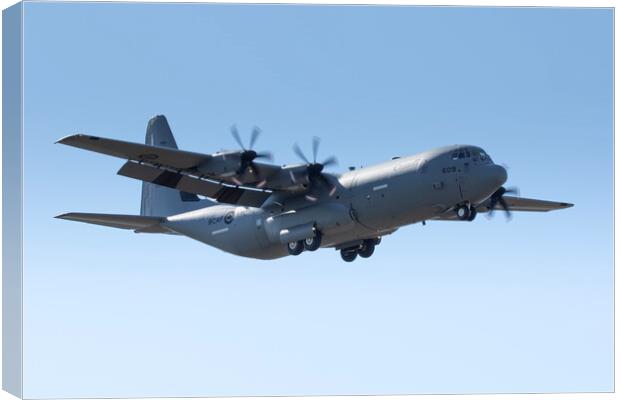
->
(451, 147), (492, 162)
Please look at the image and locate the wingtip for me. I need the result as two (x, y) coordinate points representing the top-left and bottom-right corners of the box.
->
(55, 133), (92, 145)
(55, 136), (69, 144)
(55, 134), (78, 144)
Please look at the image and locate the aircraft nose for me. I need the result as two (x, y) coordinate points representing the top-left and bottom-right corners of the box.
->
(491, 164), (508, 187)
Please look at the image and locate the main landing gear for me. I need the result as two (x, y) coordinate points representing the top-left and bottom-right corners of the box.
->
(455, 204), (477, 221)
(340, 238), (381, 262)
(287, 230), (323, 256)
(287, 233), (381, 262)
(287, 240), (304, 256)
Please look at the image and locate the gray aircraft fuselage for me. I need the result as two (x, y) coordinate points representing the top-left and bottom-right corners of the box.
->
(162, 144), (506, 259)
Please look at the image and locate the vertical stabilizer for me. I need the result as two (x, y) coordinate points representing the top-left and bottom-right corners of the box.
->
(145, 114), (178, 149)
(140, 115), (212, 216)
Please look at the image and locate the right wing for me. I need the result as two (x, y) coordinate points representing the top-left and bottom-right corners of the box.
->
(478, 196), (574, 213)
(432, 195), (573, 221)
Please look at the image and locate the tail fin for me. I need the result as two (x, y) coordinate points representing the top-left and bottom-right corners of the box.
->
(140, 115), (213, 217)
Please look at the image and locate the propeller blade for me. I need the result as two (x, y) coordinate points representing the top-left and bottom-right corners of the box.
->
(237, 162), (248, 176)
(322, 155), (338, 167)
(487, 186), (514, 220)
(329, 184), (338, 197)
(488, 198), (498, 216)
(498, 197), (512, 219)
(293, 143), (310, 164)
(230, 125), (245, 150)
(504, 187), (520, 196)
(249, 126), (261, 149)
(317, 173), (338, 197)
(255, 151), (274, 161)
(312, 136), (320, 163)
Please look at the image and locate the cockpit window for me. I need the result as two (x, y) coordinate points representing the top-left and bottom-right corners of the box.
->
(467, 148), (491, 162)
(452, 148), (472, 160)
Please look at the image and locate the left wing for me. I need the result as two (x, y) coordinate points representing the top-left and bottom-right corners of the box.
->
(433, 196), (573, 221)
(57, 134), (212, 170)
(57, 134), (295, 207)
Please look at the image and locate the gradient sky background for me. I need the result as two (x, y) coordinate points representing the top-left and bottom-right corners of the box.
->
(20, 3), (612, 398)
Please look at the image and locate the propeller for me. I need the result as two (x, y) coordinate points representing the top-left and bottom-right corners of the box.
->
(230, 125), (273, 176)
(488, 186), (519, 220)
(292, 137), (339, 200)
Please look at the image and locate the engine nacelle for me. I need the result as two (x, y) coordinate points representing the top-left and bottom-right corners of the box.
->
(197, 152), (243, 177)
(260, 165), (310, 192)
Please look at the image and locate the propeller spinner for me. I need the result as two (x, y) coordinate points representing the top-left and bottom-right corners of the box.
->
(230, 125), (273, 176)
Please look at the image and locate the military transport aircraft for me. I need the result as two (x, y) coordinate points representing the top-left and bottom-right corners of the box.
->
(56, 115), (573, 262)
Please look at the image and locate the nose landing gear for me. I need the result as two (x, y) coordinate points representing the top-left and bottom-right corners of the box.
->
(455, 204), (477, 221)
(467, 207), (477, 221)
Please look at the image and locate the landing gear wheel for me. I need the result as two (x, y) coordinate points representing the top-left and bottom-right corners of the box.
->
(340, 248), (358, 262)
(287, 240), (304, 256)
(358, 240), (375, 258)
(467, 207), (477, 221)
(304, 231), (322, 251)
(455, 205), (471, 221)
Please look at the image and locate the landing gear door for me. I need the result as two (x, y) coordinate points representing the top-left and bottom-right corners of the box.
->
(456, 161), (472, 202)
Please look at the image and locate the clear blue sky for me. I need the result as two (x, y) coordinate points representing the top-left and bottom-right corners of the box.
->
(21, 3), (612, 397)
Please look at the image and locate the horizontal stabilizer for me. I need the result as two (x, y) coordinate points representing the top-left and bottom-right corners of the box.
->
(56, 212), (171, 233)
